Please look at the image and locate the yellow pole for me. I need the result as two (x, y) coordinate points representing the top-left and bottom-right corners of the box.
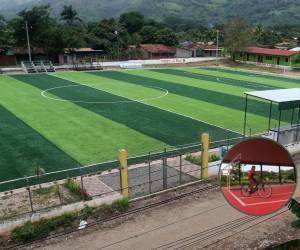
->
(201, 133), (209, 179)
(119, 149), (129, 198)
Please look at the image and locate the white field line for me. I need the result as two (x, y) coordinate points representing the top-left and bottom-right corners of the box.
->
(229, 190), (289, 207)
(41, 84), (169, 104)
(229, 190), (246, 206)
(240, 192), (293, 199)
(51, 74), (242, 136)
(243, 199), (289, 206)
(207, 66), (300, 81)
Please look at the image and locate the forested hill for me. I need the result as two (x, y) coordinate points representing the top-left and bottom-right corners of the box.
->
(1, 0), (300, 26)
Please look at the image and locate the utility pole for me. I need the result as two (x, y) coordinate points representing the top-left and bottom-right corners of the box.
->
(25, 20), (32, 62)
(216, 30), (219, 65)
(115, 30), (119, 61)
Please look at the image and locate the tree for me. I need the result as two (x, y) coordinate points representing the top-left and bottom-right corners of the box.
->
(224, 18), (254, 60)
(155, 27), (178, 46)
(46, 24), (86, 61)
(258, 29), (283, 47)
(87, 18), (129, 59)
(60, 5), (82, 25)
(119, 11), (144, 34)
(10, 5), (54, 47)
(0, 16), (14, 46)
(140, 25), (159, 44)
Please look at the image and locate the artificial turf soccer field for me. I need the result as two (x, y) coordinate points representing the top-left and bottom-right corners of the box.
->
(1, 66), (300, 183)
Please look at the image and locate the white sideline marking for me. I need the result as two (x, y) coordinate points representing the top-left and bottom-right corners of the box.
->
(243, 199), (289, 206)
(229, 190), (246, 206)
(50, 74), (242, 135)
(228, 190), (290, 207)
(207, 66), (300, 81)
(240, 192), (293, 199)
(41, 84), (169, 104)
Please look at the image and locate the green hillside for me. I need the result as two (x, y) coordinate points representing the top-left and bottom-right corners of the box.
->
(1, 0), (300, 26)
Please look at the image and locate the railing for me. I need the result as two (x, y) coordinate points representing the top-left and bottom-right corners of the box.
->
(0, 135), (243, 221)
(1, 130), (298, 221)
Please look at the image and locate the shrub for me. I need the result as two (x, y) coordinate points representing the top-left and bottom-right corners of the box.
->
(64, 178), (81, 194)
(64, 178), (91, 201)
(186, 153), (220, 165)
(12, 221), (35, 242)
(202, 176), (210, 182)
(12, 212), (77, 242)
(185, 153), (201, 165)
(111, 198), (129, 212)
(209, 154), (220, 162)
(11, 198), (130, 243)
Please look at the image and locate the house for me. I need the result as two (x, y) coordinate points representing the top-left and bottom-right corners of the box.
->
(186, 44), (223, 57)
(0, 47), (16, 66)
(175, 48), (192, 58)
(0, 47), (46, 66)
(234, 47), (300, 69)
(58, 48), (106, 65)
(139, 44), (176, 59)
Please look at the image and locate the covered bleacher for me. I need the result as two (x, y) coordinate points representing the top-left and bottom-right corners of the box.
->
(244, 88), (300, 144)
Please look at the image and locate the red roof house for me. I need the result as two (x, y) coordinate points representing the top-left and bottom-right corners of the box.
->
(140, 44), (176, 59)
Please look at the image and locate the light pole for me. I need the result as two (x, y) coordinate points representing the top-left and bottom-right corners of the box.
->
(25, 20), (32, 62)
(114, 30), (119, 61)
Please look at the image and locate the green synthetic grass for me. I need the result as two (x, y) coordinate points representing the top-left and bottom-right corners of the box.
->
(91, 70), (279, 118)
(190, 67), (300, 89)
(205, 67), (300, 85)
(13, 74), (238, 146)
(0, 67), (299, 184)
(0, 105), (78, 181)
(0, 76), (167, 178)
(56, 71), (252, 133)
(150, 68), (275, 91)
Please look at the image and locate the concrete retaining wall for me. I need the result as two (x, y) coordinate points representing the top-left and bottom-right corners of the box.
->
(0, 193), (122, 234)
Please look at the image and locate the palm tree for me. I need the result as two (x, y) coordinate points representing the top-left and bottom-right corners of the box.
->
(255, 24), (264, 44)
(60, 5), (82, 25)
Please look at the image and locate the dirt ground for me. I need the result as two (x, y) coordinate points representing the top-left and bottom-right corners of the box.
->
(24, 180), (299, 250)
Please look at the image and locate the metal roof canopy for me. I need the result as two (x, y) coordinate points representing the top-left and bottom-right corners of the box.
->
(243, 88), (300, 142)
(245, 88), (300, 110)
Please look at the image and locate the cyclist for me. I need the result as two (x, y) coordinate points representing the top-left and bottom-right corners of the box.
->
(248, 165), (257, 193)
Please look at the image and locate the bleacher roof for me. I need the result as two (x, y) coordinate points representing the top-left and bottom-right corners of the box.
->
(245, 88), (300, 110)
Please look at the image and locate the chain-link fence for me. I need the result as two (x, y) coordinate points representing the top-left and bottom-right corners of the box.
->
(0, 135), (247, 221)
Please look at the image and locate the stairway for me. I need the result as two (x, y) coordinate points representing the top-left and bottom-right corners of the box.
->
(21, 61), (55, 74)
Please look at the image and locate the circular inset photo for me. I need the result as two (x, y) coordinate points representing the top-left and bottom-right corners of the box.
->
(219, 138), (297, 216)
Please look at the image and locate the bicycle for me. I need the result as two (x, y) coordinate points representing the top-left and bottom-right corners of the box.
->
(241, 181), (272, 198)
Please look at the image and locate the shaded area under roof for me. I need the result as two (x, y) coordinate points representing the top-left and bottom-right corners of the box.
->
(245, 88), (300, 110)
(223, 138), (294, 166)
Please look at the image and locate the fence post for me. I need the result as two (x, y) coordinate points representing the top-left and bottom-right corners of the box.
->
(179, 154), (182, 185)
(56, 181), (63, 205)
(119, 149), (129, 198)
(78, 165), (85, 200)
(201, 133), (209, 179)
(163, 148), (167, 189)
(25, 177), (34, 214)
(148, 152), (152, 194)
